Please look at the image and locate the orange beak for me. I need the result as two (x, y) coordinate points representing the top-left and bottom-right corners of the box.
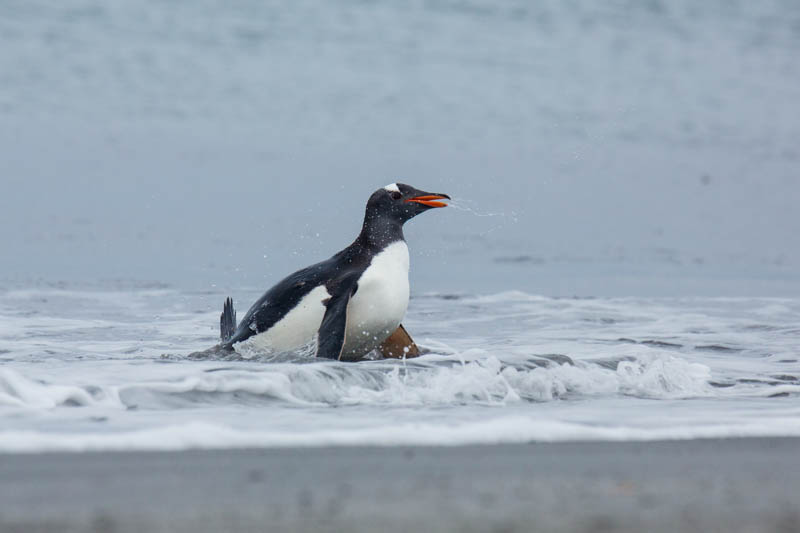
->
(405, 194), (450, 208)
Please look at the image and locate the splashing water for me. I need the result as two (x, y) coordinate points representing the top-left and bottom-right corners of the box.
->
(1, 286), (799, 453)
(447, 197), (519, 237)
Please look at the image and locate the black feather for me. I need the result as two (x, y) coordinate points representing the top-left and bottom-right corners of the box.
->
(220, 297), (237, 342)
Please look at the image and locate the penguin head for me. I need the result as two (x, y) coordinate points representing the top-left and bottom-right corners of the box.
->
(366, 183), (450, 225)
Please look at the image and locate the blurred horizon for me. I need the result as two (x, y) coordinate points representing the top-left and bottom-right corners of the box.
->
(2, 0), (799, 297)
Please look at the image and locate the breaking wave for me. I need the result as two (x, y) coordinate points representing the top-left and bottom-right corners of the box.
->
(1, 288), (799, 453)
(0, 353), (713, 412)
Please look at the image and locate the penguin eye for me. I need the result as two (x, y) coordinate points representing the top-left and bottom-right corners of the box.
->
(390, 191), (402, 200)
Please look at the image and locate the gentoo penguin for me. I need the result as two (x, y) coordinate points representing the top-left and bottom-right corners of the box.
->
(213, 183), (449, 362)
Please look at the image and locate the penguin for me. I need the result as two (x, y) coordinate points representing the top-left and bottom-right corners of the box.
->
(211, 183), (449, 362)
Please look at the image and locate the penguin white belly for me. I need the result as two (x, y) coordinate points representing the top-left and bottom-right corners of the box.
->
(343, 241), (410, 358)
(245, 285), (330, 353)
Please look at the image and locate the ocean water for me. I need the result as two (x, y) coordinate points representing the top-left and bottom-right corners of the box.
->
(1, 0), (799, 293)
(1, 0), (800, 452)
(1, 285), (799, 452)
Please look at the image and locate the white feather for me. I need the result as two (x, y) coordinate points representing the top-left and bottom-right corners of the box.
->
(244, 285), (330, 353)
(344, 241), (410, 357)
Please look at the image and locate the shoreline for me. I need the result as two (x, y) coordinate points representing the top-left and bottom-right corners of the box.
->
(1, 437), (798, 532)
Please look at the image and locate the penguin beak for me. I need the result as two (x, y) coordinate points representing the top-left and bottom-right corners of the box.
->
(405, 193), (451, 208)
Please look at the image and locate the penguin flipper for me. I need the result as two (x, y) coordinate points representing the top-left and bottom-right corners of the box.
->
(378, 324), (421, 359)
(316, 275), (360, 360)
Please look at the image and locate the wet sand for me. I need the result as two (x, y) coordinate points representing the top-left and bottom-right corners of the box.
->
(1, 438), (798, 533)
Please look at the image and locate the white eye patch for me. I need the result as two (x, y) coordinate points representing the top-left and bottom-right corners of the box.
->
(383, 183), (400, 193)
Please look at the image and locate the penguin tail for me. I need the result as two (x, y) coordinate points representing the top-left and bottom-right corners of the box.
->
(220, 297), (237, 343)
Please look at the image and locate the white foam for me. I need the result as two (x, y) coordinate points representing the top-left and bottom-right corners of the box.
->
(1, 288), (799, 454)
(0, 369), (97, 408)
(4, 414), (800, 454)
(0, 353), (713, 411)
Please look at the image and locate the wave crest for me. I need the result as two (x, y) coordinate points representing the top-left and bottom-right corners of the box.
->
(0, 353), (713, 411)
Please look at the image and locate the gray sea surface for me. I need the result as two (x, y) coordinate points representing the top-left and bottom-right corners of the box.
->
(1, 0), (798, 295)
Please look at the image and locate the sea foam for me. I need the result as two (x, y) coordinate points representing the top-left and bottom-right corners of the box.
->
(0, 288), (798, 453)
